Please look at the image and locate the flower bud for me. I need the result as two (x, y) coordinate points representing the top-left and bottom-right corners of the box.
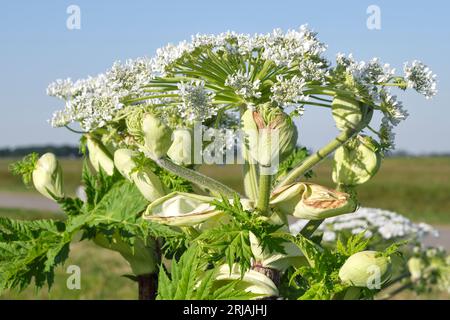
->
(167, 128), (194, 165)
(143, 192), (222, 227)
(142, 113), (172, 159)
(32, 153), (64, 200)
(332, 96), (370, 131)
(242, 104), (297, 171)
(339, 251), (392, 287)
(332, 135), (381, 186)
(113, 149), (165, 202)
(93, 232), (157, 275)
(213, 264), (278, 298)
(86, 136), (115, 176)
(270, 183), (357, 220)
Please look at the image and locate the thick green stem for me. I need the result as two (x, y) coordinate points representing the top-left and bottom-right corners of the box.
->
(243, 162), (259, 201)
(256, 171), (272, 215)
(155, 157), (239, 198)
(275, 128), (358, 189)
(299, 220), (324, 238)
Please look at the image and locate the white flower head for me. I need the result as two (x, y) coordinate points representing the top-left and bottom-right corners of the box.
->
(177, 80), (218, 122)
(404, 60), (437, 98)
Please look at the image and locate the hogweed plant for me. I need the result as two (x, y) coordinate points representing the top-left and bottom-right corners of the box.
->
(3, 25), (444, 300)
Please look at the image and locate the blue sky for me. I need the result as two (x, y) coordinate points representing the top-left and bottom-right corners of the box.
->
(0, 0), (449, 153)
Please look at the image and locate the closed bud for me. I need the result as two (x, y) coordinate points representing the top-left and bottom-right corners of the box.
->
(32, 153), (64, 200)
(332, 135), (381, 186)
(113, 149), (165, 202)
(86, 135), (115, 176)
(332, 96), (370, 131)
(242, 104), (297, 172)
(339, 251), (392, 287)
(270, 183), (357, 220)
(167, 128), (193, 165)
(142, 113), (172, 159)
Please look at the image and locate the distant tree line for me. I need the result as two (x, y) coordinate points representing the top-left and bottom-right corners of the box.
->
(0, 145), (448, 159)
(0, 145), (81, 158)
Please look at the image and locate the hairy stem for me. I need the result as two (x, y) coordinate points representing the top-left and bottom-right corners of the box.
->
(275, 128), (358, 189)
(155, 157), (239, 198)
(256, 171), (272, 215)
(138, 273), (158, 300)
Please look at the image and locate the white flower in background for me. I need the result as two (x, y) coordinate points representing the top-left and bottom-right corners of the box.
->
(177, 80), (218, 122)
(404, 60), (437, 98)
(289, 207), (438, 243)
(225, 71), (261, 99)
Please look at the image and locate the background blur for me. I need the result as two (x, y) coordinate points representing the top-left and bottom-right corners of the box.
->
(0, 0), (449, 299)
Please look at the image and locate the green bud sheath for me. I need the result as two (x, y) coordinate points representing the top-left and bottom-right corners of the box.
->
(332, 135), (381, 186)
(339, 251), (392, 287)
(114, 149), (165, 202)
(332, 96), (368, 131)
(141, 113), (172, 159)
(32, 152), (64, 200)
(86, 135), (115, 176)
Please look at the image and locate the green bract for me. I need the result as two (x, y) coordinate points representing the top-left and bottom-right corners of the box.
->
(141, 113), (172, 159)
(331, 96), (369, 131)
(113, 149), (165, 202)
(32, 152), (64, 200)
(86, 135), (115, 176)
(339, 251), (392, 287)
(332, 135), (381, 186)
(270, 183), (356, 220)
(242, 104), (297, 170)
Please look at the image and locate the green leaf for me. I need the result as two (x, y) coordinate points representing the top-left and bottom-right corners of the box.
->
(9, 153), (39, 187)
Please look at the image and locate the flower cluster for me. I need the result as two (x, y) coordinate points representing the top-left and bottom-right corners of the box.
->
(48, 58), (153, 131)
(270, 75), (308, 112)
(404, 60), (438, 99)
(225, 71), (261, 99)
(289, 207), (438, 243)
(177, 80), (218, 122)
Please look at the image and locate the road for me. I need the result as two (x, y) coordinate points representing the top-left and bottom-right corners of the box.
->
(0, 192), (449, 249)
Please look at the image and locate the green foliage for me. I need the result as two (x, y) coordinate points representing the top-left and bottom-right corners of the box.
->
(282, 232), (373, 299)
(0, 164), (183, 293)
(275, 147), (313, 183)
(9, 153), (39, 187)
(0, 217), (71, 292)
(157, 245), (256, 300)
(198, 195), (284, 275)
